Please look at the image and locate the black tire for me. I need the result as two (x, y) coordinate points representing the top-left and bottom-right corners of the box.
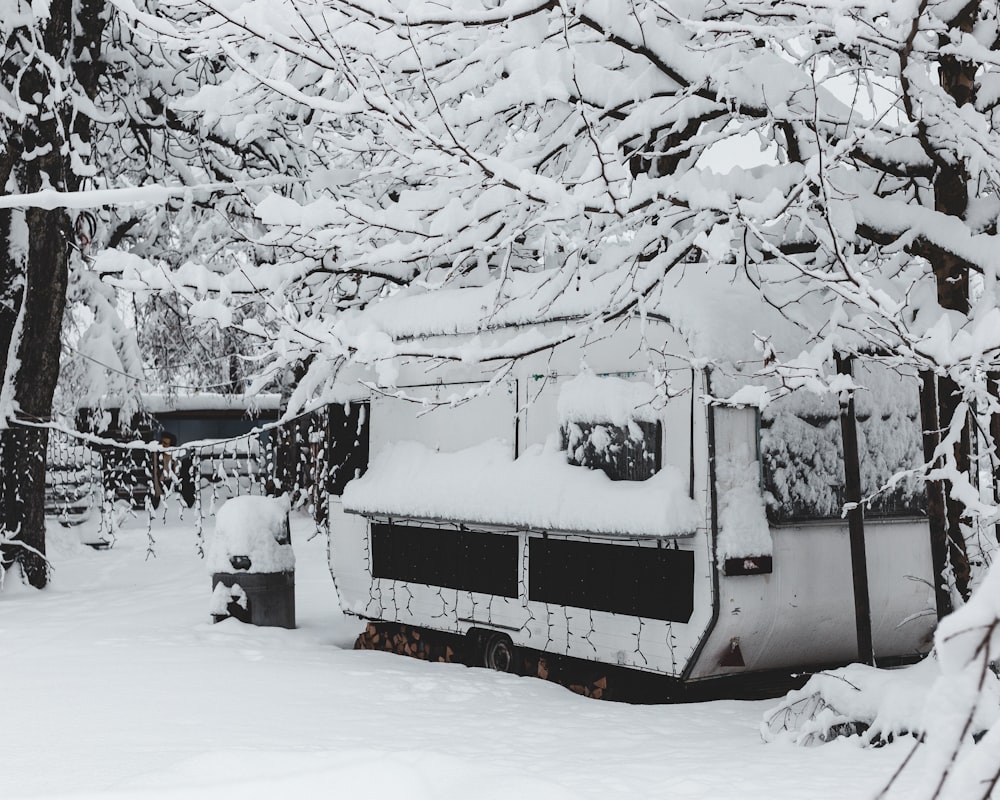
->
(481, 632), (516, 673)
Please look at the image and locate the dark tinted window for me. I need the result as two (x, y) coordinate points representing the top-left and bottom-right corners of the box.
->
(760, 368), (925, 522)
(529, 537), (694, 622)
(371, 522), (518, 597)
(562, 420), (661, 481)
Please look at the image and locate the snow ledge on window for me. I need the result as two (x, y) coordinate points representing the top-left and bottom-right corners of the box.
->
(342, 438), (702, 538)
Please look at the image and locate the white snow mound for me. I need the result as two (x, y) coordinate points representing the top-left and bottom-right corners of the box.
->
(205, 495), (294, 574)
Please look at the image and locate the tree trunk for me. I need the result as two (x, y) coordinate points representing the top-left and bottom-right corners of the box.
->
(0, 208), (28, 577)
(919, 0), (980, 605)
(990, 373), (1000, 547)
(920, 371), (956, 617)
(837, 355), (874, 663)
(0, 0), (107, 587)
(5, 206), (75, 585)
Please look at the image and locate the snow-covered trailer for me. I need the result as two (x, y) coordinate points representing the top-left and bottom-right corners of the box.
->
(327, 272), (936, 690)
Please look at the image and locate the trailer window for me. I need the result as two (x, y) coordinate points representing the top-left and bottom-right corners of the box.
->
(528, 537), (694, 623)
(556, 373), (662, 481)
(371, 522), (518, 597)
(760, 368), (925, 523)
(561, 420), (662, 482)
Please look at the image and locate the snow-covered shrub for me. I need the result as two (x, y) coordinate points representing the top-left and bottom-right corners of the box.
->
(763, 563), (1000, 799)
(562, 420), (660, 482)
(761, 658), (941, 747)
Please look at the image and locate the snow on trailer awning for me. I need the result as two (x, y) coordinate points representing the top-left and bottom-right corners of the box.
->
(341, 439), (702, 539)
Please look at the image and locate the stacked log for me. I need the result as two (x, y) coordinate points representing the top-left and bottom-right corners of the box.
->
(567, 676), (608, 700)
(354, 623), (793, 702)
(521, 651), (611, 699)
(355, 623), (617, 700)
(355, 622), (461, 663)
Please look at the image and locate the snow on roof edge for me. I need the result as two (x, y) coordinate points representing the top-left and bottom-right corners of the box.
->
(341, 262), (830, 368)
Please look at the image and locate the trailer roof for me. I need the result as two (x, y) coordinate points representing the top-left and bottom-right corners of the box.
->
(340, 260), (831, 370)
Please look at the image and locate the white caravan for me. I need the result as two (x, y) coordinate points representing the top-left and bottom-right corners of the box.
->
(327, 269), (936, 688)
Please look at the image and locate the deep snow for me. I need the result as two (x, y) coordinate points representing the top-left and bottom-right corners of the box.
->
(2, 508), (926, 799)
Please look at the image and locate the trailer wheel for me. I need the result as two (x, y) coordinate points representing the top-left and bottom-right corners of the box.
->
(481, 632), (516, 673)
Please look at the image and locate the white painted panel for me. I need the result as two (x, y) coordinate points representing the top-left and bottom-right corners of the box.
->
(866, 520), (936, 657)
(688, 523), (856, 679)
(687, 519), (935, 680)
(327, 502), (374, 617)
(512, 535), (713, 678)
(370, 381), (517, 457)
(457, 593), (530, 634)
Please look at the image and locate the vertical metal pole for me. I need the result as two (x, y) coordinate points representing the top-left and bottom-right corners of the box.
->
(689, 368), (696, 499)
(836, 355), (874, 666)
(989, 371), (1000, 549)
(919, 371), (954, 619)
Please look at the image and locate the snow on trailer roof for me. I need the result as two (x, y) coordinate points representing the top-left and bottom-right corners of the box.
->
(338, 263), (855, 539)
(340, 260), (830, 370)
(337, 265), (827, 538)
(341, 439), (701, 539)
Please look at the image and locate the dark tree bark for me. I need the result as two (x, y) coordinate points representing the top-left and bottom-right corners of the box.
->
(914, 0), (979, 609)
(0, 209), (27, 576)
(0, 0), (108, 587)
(920, 372), (956, 617)
(4, 205), (76, 586)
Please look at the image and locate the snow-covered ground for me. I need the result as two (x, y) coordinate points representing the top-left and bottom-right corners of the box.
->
(4, 508), (925, 799)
